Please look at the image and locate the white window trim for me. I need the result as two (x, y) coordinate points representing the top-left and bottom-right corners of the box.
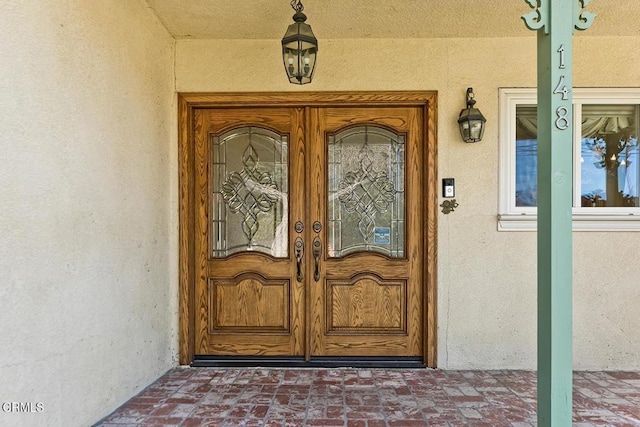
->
(499, 88), (640, 231)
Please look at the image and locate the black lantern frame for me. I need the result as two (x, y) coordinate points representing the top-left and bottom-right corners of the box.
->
(281, 1), (318, 85)
(458, 87), (487, 143)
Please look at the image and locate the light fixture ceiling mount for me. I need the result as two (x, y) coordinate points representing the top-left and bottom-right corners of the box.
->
(281, 0), (318, 85)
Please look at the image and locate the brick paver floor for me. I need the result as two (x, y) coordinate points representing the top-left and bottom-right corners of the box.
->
(94, 368), (640, 426)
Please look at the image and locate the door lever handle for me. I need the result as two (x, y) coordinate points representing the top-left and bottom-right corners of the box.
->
(294, 237), (304, 282)
(312, 237), (321, 282)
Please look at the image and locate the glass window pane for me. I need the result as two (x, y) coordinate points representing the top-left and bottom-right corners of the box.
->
(580, 105), (639, 207)
(515, 105), (538, 207)
(327, 126), (405, 258)
(211, 127), (288, 258)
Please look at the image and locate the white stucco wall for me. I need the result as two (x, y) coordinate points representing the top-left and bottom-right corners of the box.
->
(0, 1), (177, 426)
(176, 36), (640, 370)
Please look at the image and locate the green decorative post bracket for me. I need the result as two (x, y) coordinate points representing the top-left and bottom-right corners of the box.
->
(522, 1), (595, 426)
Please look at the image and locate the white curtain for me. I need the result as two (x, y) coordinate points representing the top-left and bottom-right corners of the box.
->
(516, 104), (636, 139)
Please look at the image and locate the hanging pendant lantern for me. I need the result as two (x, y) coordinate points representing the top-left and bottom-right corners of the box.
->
(281, 0), (318, 85)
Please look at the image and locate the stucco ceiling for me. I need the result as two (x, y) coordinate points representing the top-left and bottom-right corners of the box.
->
(145, 0), (640, 40)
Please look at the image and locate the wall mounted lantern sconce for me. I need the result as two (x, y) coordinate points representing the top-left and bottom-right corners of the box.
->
(281, 0), (318, 84)
(458, 87), (487, 143)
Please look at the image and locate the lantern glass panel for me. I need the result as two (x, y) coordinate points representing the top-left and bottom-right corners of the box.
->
(470, 120), (485, 141)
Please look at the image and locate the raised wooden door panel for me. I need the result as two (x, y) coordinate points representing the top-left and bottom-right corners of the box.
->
(194, 108), (306, 356)
(307, 107), (424, 356)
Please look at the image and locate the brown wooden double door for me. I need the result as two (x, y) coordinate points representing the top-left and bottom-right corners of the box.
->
(193, 105), (425, 360)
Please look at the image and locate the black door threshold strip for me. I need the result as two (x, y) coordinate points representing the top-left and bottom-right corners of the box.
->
(191, 356), (425, 369)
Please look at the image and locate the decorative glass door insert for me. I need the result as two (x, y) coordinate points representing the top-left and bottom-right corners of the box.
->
(328, 126), (405, 258)
(211, 126), (289, 258)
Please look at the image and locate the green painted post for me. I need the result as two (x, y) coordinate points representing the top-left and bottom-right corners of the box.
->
(522, 1), (595, 426)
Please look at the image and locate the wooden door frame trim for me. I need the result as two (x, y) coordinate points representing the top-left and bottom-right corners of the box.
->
(178, 91), (438, 367)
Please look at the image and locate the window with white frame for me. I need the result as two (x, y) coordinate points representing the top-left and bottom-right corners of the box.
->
(499, 88), (640, 231)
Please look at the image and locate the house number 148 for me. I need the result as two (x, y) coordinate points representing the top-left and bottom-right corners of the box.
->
(553, 44), (569, 130)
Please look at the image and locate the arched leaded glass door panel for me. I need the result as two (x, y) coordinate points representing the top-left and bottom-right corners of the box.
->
(211, 126), (289, 258)
(328, 126), (405, 258)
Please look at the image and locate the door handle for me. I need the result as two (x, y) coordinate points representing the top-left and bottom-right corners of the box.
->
(294, 237), (304, 282)
(312, 237), (321, 282)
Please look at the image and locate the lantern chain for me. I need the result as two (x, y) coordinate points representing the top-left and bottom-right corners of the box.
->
(290, 0), (304, 13)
